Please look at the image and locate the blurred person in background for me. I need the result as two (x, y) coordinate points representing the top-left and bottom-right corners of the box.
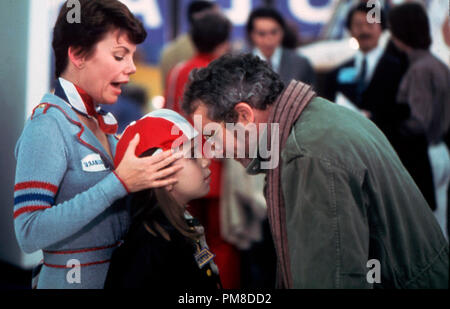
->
(443, 15), (450, 239)
(389, 2), (450, 239)
(159, 0), (219, 90)
(164, 12), (241, 288)
(282, 20), (301, 49)
(13, 0), (182, 288)
(246, 7), (315, 86)
(324, 1), (436, 211)
(164, 12), (231, 115)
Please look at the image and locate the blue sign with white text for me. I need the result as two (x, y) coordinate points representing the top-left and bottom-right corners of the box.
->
(275, 0), (338, 39)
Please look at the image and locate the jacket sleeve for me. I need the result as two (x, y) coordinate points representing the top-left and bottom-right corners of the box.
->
(404, 68), (434, 134)
(13, 113), (128, 253)
(282, 155), (372, 288)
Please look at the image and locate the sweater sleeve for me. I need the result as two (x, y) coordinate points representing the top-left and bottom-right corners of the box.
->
(13, 113), (128, 253)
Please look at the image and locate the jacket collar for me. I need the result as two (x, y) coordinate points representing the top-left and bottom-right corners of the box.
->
(56, 78), (118, 134)
(245, 81), (316, 175)
(407, 49), (430, 64)
(253, 47), (282, 72)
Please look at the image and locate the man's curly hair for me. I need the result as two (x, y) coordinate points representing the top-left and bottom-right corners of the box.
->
(182, 53), (285, 122)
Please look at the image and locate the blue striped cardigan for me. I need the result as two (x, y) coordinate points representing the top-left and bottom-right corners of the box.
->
(14, 92), (130, 289)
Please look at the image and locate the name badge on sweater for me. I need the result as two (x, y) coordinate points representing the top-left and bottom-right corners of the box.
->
(81, 153), (108, 172)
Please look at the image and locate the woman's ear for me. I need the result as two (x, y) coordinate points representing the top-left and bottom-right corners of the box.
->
(68, 46), (86, 70)
(233, 102), (255, 125)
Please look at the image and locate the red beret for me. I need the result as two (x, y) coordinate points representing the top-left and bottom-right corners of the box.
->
(114, 109), (199, 167)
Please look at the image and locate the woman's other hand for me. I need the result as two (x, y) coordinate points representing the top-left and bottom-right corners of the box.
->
(115, 134), (183, 192)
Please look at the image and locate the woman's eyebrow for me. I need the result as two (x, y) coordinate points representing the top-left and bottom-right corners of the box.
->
(113, 46), (130, 53)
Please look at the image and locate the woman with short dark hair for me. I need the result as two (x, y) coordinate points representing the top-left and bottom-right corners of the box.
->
(13, 0), (183, 288)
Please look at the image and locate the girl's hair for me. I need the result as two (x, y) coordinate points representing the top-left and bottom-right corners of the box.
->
(131, 148), (202, 241)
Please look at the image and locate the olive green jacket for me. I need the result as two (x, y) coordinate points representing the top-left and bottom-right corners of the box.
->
(250, 96), (449, 288)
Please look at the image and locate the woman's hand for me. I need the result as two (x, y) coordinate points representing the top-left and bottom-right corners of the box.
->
(115, 134), (184, 193)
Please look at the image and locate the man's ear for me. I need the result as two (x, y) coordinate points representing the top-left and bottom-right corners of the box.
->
(68, 46), (86, 70)
(234, 102), (255, 125)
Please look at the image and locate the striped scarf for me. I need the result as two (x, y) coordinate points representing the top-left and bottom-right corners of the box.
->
(266, 80), (316, 288)
(55, 77), (118, 134)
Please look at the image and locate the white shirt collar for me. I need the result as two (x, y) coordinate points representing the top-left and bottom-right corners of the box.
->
(355, 43), (385, 84)
(253, 47), (283, 73)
